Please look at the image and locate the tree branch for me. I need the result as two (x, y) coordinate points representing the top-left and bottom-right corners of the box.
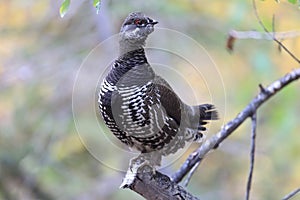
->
(227, 0), (300, 60)
(172, 68), (300, 184)
(252, 0), (300, 64)
(183, 160), (200, 187)
(227, 29), (300, 51)
(282, 187), (300, 200)
(245, 113), (257, 200)
(122, 68), (300, 199)
(229, 30), (300, 40)
(122, 165), (200, 200)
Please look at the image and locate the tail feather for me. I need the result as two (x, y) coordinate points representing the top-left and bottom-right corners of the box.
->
(196, 103), (218, 133)
(184, 103), (218, 143)
(199, 104), (219, 121)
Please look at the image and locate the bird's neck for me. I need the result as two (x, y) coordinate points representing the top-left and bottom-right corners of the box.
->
(118, 48), (147, 63)
(106, 48), (152, 86)
(117, 48), (149, 76)
(119, 38), (146, 56)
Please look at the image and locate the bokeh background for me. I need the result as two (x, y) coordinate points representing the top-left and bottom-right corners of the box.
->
(1, 0), (300, 199)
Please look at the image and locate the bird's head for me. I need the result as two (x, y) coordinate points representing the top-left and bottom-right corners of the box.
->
(119, 12), (158, 52)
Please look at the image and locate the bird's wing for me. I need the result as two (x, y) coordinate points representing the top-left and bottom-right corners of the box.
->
(153, 75), (182, 126)
(142, 80), (183, 153)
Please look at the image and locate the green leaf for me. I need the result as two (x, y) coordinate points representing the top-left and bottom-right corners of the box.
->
(93, 0), (101, 14)
(60, 0), (70, 18)
(288, 0), (297, 4)
(93, 0), (100, 7)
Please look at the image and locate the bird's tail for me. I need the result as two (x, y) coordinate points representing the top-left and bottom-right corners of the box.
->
(199, 104), (219, 121)
(183, 104), (218, 142)
(194, 103), (218, 134)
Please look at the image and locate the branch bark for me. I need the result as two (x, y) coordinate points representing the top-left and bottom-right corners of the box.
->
(228, 30), (300, 40)
(282, 187), (300, 200)
(245, 113), (257, 200)
(122, 165), (200, 200)
(172, 68), (300, 183)
(227, 30), (300, 51)
(252, 0), (300, 64)
(122, 68), (300, 198)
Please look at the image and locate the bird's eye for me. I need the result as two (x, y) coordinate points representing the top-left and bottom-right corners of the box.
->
(134, 19), (141, 25)
(134, 19), (146, 26)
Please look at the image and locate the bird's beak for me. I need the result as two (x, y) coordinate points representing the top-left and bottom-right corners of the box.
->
(151, 20), (158, 25)
(147, 17), (158, 25)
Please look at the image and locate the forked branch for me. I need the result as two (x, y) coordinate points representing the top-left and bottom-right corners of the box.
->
(172, 68), (300, 183)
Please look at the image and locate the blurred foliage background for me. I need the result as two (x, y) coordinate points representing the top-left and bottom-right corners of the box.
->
(0, 0), (300, 199)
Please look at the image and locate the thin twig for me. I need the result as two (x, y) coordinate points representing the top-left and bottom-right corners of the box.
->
(228, 30), (300, 40)
(245, 113), (257, 200)
(171, 68), (300, 184)
(183, 161), (200, 187)
(252, 0), (300, 64)
(226, 29), (300, 51)
(282, 187), (300, 200)
(272, 14), (275, 34)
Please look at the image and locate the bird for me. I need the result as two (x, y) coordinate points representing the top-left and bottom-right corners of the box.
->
(98, 12), (218, 168)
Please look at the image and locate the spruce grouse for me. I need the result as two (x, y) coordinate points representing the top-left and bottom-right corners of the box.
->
(98, 12), (218, 166)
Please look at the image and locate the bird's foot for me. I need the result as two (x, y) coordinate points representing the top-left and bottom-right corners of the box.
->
(130, 154), (157, 174)
(120, 155), (156, 189)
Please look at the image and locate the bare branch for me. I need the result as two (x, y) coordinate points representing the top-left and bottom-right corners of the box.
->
(252, 0), (300, 64)
(172, 68), (300, 184)
(272, 15), (275, 34)
(245, 113), (257, 200)
(228, 30), (300, 40)
(183, 160), (200, 187)
(282, 187), (300, 200)
(227, 29), (300, 51)
(122, 165), (200, 200)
